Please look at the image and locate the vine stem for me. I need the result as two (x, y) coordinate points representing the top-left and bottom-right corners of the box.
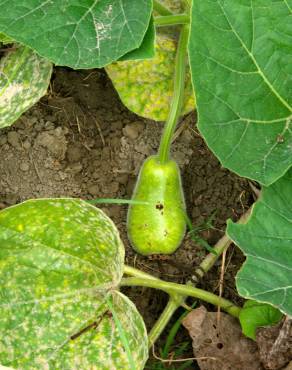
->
(153, 0), (173, 16)
(158, 24), (189, 164)
(120, 277), (241, 318)
(154, 14), (190, 27)
(147, 295), (183, 348)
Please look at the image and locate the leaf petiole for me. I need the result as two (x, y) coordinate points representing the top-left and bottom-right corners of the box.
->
(153, 0), (173, 16)
(154, 14), (190, 27)
(158, 24), (189, 164)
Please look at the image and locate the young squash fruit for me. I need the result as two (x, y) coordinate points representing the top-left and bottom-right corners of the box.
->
(127, 155), (186, 255)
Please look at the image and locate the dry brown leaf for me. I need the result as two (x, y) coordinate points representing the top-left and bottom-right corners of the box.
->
(182, 306), (263, 370)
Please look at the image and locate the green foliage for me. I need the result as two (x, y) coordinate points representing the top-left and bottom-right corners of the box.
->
(0, 199), (148, 369)
(189, 0), (292, 186)
(119, 18), (155, 61)
(239, 300), (283, 340)
(0, 0), (153, 68)
(0, 45), (52, 128)
(227, 168), (292, 316)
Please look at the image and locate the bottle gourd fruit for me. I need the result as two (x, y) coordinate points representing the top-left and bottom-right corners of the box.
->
(127, 155), (186, 255)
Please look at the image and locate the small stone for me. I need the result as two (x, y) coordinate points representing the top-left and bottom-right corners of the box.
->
(0, 135), (7, 145)
(22, 140), (31, 149)
(7, 131), (21, 149)
(67, 145), (82, 163)
(19, 162), (30, 172)
(116, 174), (128, 185)
(88, 184), (100, 196)
(123, 122), (144, 140)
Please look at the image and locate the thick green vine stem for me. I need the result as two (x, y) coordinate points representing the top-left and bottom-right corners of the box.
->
(148, 295), (183, 348)
(153, 0), (173, 16)
(120, 276), (241, 318)
(154, 14), (190, 27)
(158, 24), (189, 164)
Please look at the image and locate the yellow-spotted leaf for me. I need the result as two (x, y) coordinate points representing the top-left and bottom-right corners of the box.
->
(106, 33), (195, 121)
(0, 199), (148, 369)
(49, 291), (148, 370)
(0, 45), (52, 128)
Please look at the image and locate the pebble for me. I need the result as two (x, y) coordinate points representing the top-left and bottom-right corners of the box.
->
(88, 184), (100, 196)
(19, 162), (30, 172)
(22, 140), (31, 150)
(0, 136), (7, 145)
(123, 122), (145, 140)
(7, 131), (21, 149)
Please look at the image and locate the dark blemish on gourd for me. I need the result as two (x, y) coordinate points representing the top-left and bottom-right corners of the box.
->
(155, 202), (164, 210)
(164, 230), (168, 237)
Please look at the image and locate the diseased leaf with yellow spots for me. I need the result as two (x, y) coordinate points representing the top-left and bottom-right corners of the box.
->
(0, 45), (52, 129)
(50, 291), (148, 370)
(0, 199), (148, 369)
(106, 33), (195, 122)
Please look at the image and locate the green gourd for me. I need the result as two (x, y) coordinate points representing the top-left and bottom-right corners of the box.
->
(127, 155), (186, 255)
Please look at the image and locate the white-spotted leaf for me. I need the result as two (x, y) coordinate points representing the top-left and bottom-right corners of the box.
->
(0, 0), (152, 69)
(0, 199), (148, 369)
(189, 0), (292, 185)
(0, 45), (52, 128)
(106, 33), (195, 121)
(227, 169), (292, 316)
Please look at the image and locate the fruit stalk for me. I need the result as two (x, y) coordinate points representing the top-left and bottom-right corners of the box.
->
(158, 24), (189, 164)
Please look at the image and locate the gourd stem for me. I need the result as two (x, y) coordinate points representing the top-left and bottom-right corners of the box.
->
(157, 24), (189, 164)
(120, 277), (241, 318)
(153, 0), (173, 16)
(154, 14), (190, 27)
(148, 295), (183, 348)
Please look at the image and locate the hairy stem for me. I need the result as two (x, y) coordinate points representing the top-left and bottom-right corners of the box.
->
(158, 24), (189, 164)
(154, 14), (190, 27)
(190, 208), (252, 283)
(148, 295), (184, 348)
(120, 277), (241, 318)
(153, 0), (173, 16)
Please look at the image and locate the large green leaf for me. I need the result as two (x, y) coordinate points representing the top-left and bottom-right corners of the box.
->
(227, 169), (292, 316)
(189, 0), (292, 186)
(0, 0), (152, 69)
(0, 199), (148, 369)
(0, 45), (52, 128)
(106, 33), (195, 121)
(119, 17), (155, 61)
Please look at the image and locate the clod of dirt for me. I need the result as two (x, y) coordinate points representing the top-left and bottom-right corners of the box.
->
(123, 121), (145, 140)
(182, 306), (263, 370)
(256, 317), (292, 370)
(35, 128), (67, 159)
(7, 131), (21, 149)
